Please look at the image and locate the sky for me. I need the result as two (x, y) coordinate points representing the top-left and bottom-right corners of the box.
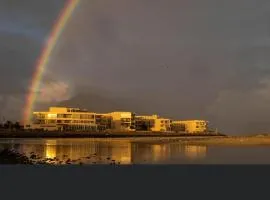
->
(1, 0), (270, 134)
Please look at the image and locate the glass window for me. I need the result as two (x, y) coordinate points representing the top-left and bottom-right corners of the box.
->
(72, 114), (80, 119)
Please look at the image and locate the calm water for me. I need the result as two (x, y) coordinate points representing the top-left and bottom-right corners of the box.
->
(1, 138), (270, 164)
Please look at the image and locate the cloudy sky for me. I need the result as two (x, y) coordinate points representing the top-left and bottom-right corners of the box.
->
(1, 0), (270, 134)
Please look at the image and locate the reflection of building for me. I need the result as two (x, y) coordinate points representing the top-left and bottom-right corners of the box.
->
(15, 139), (133, 164)
(45, 140), (57, 159)
(184, 145), (207, 159)
(171, 120), (208, 134)
(131, 143), (172, 163)
(110, 142), (131, 164)
(131, 143), (152, 163)
(135, 115), (171, 132)
(151, 144), (170, 161)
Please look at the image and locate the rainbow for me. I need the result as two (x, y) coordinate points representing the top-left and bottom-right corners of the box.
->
(23, 0), (80, 123)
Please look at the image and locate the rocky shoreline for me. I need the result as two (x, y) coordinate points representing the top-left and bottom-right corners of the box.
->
(0, 148), (123, 165)
(0, 149), (39, 165)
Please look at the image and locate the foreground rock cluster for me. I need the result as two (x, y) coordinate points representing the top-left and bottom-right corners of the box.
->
(0, 148), (121, 165)
(0, 149), (56, 165)
(0, 148), (34, 164)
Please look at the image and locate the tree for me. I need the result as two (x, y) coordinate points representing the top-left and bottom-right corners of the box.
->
(14, 122), (21, 130)
(4, 121), (12, 129)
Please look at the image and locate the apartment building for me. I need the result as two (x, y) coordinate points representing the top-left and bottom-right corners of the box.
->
(95, 113), (112, 131)
(30, 107), (97, 131)
(25, 106), (212, 134)
(109, 112), (136, 132)
(135, 115), (171, 132)
(171, 120), (208, 134)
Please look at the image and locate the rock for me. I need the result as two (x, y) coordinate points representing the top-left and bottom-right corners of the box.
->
(0, 148), (33, 164)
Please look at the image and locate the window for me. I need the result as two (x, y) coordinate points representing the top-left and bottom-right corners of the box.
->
(72, 114), (80, 119)
(57, 114), (64, 118)
(89, 115), (95, 119)
(48, 114), (57, 119)
(121, 118), (131, 122)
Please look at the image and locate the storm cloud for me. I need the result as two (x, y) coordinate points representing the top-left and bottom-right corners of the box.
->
(1, 0), (270, 134)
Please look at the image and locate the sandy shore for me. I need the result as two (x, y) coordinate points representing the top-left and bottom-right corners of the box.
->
(112, 135), (270, 146)
(1, 131), (270, 146)
(149, 136), (270, 146)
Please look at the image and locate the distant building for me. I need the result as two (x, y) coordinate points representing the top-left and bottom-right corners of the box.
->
(171, 120), (208, 134)
(109, 112), (136, 132)
(95, 113), (112, 131)
(27, 107), (97, 131)
(24, 106), (212, 134)
(135, 115), (171, 132)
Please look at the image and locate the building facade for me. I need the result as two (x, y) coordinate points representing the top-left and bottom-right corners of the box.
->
(109, 112), (136, 132)
(171, 120), (208, 134)
(95, 113), (112, 131)
(25, 107), (212, 134)
(30, 107), (97, 131)
(135, 115), (171, 132)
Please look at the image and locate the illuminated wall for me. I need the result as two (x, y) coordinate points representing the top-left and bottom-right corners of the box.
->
(171, 120), (208, 133)
(109, 112), (135, 131)
(29, 107), (97, 131)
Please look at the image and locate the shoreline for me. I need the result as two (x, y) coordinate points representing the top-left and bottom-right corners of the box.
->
(0, 131), (224, 138)
(1, 131), (270, 146)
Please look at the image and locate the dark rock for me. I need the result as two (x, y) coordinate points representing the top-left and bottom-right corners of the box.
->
(30, 154), (37, 159)
(0, 148), (33, 164)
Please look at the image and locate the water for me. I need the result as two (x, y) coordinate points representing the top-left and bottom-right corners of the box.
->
(1, 138), (270, 164)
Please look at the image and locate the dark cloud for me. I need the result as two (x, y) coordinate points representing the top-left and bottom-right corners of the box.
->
(1, 0), (270, 134)
(0, 0), (65, 120)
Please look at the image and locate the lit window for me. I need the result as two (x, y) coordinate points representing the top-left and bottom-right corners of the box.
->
(48, 114), (57, 119)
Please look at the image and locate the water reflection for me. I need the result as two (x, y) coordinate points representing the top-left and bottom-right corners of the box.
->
(131, 143), (207, 163)
(44, 140), (56, 159)
(184, 145), (207, 159)
(0, 139), (208, 164)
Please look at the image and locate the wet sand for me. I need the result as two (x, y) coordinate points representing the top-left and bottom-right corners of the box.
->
(1, 130), (270, 146)
(137, 136), (270, 146)
(89, 135), (270, 146)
